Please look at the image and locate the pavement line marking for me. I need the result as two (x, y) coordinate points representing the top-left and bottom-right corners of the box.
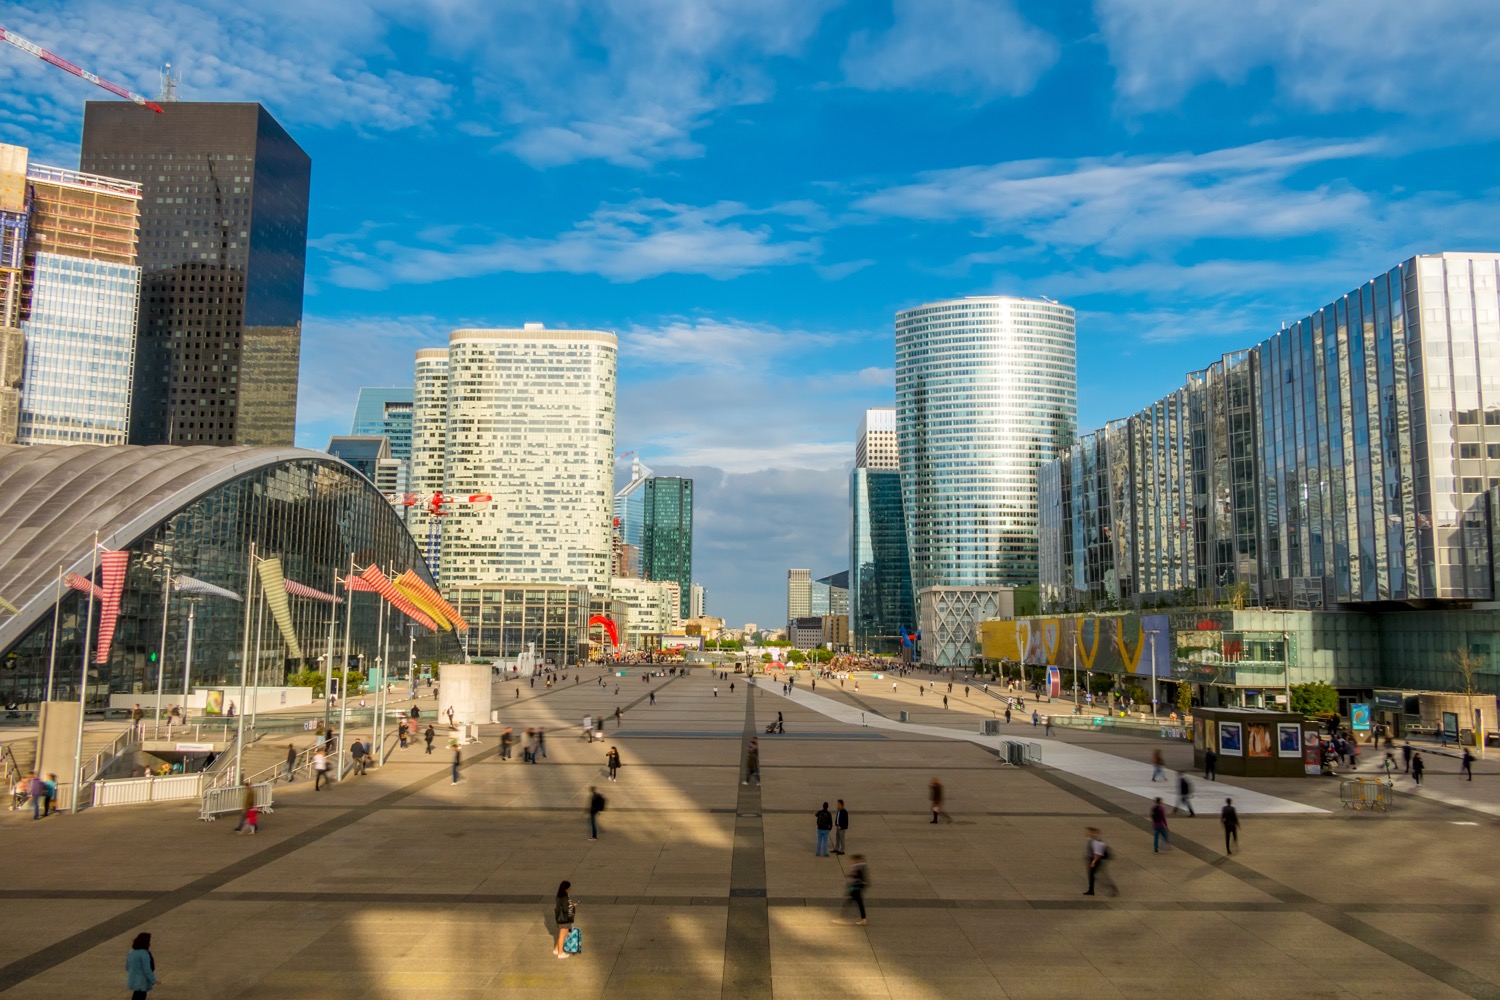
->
(770, 684), (1324, 815)
(0, 672), (682, 994)
(721, 683), (771, 1000)
(1029, 763), (1500, 999)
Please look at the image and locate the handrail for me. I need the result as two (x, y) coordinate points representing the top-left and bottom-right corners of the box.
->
(242, 736), (339, 786)
(1, 742), (20, 790)
(81, 727), (136, 784)
(202, 733), (242, 789)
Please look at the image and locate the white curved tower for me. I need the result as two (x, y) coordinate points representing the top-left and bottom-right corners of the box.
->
(896, 295), (1077, 592)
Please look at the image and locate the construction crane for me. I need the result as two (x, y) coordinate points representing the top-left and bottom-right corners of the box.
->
(0, 25), (163, 113)
(388, 491), (495, 579)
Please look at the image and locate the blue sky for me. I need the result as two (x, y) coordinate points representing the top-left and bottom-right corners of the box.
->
(4, 0), (1500, 629)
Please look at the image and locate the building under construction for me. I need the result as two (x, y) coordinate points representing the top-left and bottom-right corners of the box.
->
(0, 143), (142, 446)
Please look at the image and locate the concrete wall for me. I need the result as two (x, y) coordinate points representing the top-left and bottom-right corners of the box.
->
(107, 687), (314, 713)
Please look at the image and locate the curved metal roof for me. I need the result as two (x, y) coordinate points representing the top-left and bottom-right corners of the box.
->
(0, 445), (356, 652)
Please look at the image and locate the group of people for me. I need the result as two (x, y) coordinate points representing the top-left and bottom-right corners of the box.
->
(13, 771), (58, 819)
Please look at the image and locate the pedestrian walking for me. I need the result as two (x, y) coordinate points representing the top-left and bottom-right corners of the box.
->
(1401, 741), (1412, 773)
(233, 780), (256, 834)
(1083, 827), (1114, 896)
(1412, 752), (1425, 785)
(1004, 707), (1011, 724)
(1462, 748), (1475, 781)
(928, 777), (951, 823)
(451, 744), (461, 784)
(615, 706), (623, 727)
(713, 686), (718, 697)
(833, 799), (849, 855)
(26, 772), (42, 820)
(132, 703), (144, 739)
(1174, 772), (1195, 816)
(606, 745), (620, 782)
(349, 738), (365, 776)
(500, 727), (514, 759)
(1151, 749), (1165, 782)
(1044, 715), (1053, 736)
(284, 743), (297, 782)
(1151, 797), (1170, 853)
(537, 727), (548, 759)
(424, 724), (435, 754)
(1221, 797), (1239, 855)
(815, 801), (833, 855)
(1204, 748), (1217, 781)
(836, 855), (869, 925)
(649, 691), (656, 706)
(744, 739), (760, 786)
(554, 881), (577, 958)
(588, 786), (606, 840)
(126, 931), (159, 998)
(313, 748), (329, 791)
(582, 715), (592, 740)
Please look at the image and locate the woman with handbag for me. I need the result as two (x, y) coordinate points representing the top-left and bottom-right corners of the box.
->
(554, 881), (577, 958)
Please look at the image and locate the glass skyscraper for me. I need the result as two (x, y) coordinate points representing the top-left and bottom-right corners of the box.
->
(851, 467), (914, 653)
(611, 456), (654, 579)
(352, 387), (414, 460)
(1040, 253), (1500, 611)
(80, 102), (311, 447)
(642, 476), (693, 620)
(896, 296), (1077, 590)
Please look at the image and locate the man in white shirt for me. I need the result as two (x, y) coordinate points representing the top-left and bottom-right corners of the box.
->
(1084, 827), (1115, 896)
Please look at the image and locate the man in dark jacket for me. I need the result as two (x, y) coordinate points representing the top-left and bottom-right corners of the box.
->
(588, 786), (606, 840)
(833, 800), (850, 855)
(815, 802), (833, 856)
(1221, 797), (1240, 854)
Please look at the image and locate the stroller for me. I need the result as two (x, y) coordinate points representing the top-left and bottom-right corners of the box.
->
(763, 720), (784, 734)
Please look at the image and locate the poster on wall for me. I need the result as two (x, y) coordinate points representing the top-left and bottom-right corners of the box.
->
(1303, 732), (1322, 775)
(1193, 718), (1205, 750)
(1350, 704), (1371, 732)
(202, 689), (225, 716)
(1205, 719), (1217, 755)
(1246, 723), (1272, 758)
(1277, 723), (1302, 758)
(1219, 721), (1243, 756)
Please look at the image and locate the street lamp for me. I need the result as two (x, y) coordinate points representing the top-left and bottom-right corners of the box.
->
(1149, 629), (1158, 721)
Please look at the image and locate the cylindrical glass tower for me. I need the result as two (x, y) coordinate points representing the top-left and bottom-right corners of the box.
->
(896, 295), (1077, 591)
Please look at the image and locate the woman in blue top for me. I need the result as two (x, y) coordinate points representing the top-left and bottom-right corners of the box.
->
(126, 931), (158, 998)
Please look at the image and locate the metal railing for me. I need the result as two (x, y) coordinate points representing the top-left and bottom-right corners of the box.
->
(199, 780), (275, 822)
(1, 743), (20, 791)
(93, 772), (205, 808)
(202, 733), (242, 789)
(243, 737), (339, 786)
(81, 728), (136, 785)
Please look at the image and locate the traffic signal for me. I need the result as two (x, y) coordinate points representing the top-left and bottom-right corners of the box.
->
(149, 651), (158, 663)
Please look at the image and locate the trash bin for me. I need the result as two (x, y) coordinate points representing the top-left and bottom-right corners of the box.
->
(899, 710), (910, 723)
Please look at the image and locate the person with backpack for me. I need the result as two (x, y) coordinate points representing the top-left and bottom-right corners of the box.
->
(588, 786), (606, 840)
(1084, 826), (1115, 896)
(554, 881), (577, 959)
(1150, 797), (1170, 853)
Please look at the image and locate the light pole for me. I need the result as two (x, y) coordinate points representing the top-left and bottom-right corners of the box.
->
(1281, 628), (1292, 710)
(232, 543), (257, 785)
(1149, 629), (1159, 722)
(153, 561), (171, 738)
(1071, 621), (1079, 709)
(69, 533), (99, 813)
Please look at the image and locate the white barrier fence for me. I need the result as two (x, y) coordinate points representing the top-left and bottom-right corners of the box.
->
(92, 773), (205, 808)
(199, 780), (275, 822)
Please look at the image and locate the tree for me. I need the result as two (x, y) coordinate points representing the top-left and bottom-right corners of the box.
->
(1290, 681), (1338, 717)
(1175, 682), (1192, 718)
(1448, 646), (1488, 757)
(787, 649), (807, 664)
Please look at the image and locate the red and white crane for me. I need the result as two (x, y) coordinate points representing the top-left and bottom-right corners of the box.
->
(0, 24), (163, 113)
(387, 491), (496, 576)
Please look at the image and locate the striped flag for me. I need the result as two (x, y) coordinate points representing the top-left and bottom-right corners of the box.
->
(353, 565), (437, 630)
(64, 572), (104, 599)
(94, 551), (130, 664)
(0, 595), (18, 614)
(284, 579), (341, 603)
(395, 570), (467, 631)
(392, 574), (451, 630)
(256, 557), (304, 660)
(173, 576), (242, 601)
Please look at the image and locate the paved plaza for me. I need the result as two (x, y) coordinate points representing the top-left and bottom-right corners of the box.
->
(2, 667), (1499, 999)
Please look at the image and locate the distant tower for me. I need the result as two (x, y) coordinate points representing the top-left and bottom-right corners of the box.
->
(158, 64), (179, 103)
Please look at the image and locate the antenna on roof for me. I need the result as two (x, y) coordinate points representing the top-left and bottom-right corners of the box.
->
(159, 62), (178, 102)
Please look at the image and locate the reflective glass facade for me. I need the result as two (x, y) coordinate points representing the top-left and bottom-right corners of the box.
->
(1041, 253), (1500, 612)
(641, 476), (693, 619)
(80, 102), (311, 447)
(850, 467), (914, 653)
(897, 296), (1077, 591)
(449, 583), (590, 666)
(0, 450), (456, 707)
(18, 253), (140, 444)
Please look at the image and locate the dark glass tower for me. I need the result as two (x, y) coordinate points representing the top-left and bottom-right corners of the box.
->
(79, 102), (311, 446)
(850, 467), (914, 654)
(642, 476), (693, 619)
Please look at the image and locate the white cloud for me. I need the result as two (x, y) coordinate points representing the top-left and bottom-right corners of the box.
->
(621, 318), (853, 372)
(857, 138), (1379, 257)
(1096, 0), (1500, 126)
(294, 313), (446, 438)
(324, 199), (819, 288)
(843, 0), (1058, 97)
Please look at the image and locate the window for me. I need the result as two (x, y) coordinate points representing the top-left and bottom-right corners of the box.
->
(1490, 445), (1500, 460)
(1461, 444), (1481, 459)
(1462, 478), (1483, 493)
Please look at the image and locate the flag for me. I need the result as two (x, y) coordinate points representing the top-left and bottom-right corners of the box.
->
(395, 570), (466, 631)
(0, 595), (18, 614)
(173, 576), (243, 601)
(256, 557), (303, 660)
(357, 565), (437, 630)
(64, 572), (104, 599)
(284, 579), (341, 603)
(94, 551), (130, 664)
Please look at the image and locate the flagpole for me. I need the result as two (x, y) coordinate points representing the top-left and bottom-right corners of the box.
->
(70, 532), (99, 813)
(338, 555), (354, 781)
(379, 565), (393, 759)
(323, 568), (339, 741)
(155, 560), (172, 738)
(45, 564), (61, 703)
(372, 579), (386, 759)
(249, 589), (266, 735)
(233, 543), (256, 785)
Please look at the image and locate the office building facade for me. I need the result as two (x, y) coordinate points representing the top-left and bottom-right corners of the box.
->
(1041, 253), (1500, 613)
(0, 145), (143, 446)
(787, 568), (811, 624)
(855, 407), (898, 470)
(80, 102), (311, 447)
(642, 475), (693, 619)
(851, 467), (914, 653)
(409, 325), (617, 593)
